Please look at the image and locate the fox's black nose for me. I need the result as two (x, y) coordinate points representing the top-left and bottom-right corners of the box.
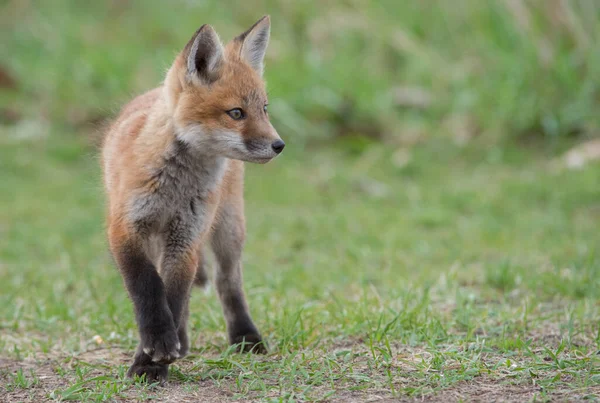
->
(271, 140), (285, 154)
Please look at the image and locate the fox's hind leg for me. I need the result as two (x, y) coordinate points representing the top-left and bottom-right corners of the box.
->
(211, 203), (266, 354)
(193, 247), (209, 288)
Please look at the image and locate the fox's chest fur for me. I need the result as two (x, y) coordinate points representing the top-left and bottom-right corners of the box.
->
(127, 140), (227, 237)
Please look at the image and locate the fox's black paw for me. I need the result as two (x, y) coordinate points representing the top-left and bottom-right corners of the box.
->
(230, 332), (267, 354)
(127, 355), (169, 384)
(139, 325), (180, 364)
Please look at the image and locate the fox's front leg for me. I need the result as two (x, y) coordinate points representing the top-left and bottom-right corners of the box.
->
(160, 215), (200, 359)
(109, 227), (180, 383)
(211, 203), (266, 353)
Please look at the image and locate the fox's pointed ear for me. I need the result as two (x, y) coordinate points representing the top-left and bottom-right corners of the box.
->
(184, 24), (224, 84)
(236, 15), (270, 75)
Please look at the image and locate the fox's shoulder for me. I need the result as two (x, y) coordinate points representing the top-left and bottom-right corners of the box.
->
(102, 87), (168, 182)
(113, 87), (163, 129)
(103, 87), (165, 155)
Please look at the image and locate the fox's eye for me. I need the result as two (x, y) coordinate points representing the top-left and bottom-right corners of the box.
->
(226, 108), (244, 120)
(263, 104), (268, 113)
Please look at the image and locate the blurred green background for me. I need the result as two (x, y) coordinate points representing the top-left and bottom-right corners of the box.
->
(3, 0), (600, 144)
(1, 1), (600, 400)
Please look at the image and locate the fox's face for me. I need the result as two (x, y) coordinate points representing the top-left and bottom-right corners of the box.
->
(167, 16), (284, 164)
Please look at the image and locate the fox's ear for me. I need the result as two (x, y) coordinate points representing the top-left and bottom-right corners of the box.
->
(236, 15), (270, 75)
(184, 24), (224, 84)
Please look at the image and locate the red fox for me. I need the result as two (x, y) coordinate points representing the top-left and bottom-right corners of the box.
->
(101, 16), (283, 383)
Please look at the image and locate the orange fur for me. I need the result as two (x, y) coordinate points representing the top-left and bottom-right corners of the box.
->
(102, 17), (278, 381)
(103, 22), (279, 249)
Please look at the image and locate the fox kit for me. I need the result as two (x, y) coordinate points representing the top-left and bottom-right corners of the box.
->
(101, 16), (283, 383)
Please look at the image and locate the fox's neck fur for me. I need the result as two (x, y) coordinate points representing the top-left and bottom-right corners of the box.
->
(103, 86), (228, 235)
(126, 90), (224, 200)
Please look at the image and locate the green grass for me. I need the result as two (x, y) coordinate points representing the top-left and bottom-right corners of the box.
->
(1, 0), (600, 401)
(1, 126), (599, 401)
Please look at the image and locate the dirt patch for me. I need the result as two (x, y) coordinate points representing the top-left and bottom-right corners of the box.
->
(0, 350), (241, 403)
(1, 344), (598, 402)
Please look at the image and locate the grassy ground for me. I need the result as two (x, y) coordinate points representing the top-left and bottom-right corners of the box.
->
(2, 1), (600, 402)
(2, 128), (600, 401)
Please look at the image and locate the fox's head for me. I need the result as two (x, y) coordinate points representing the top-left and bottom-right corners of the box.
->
(165, 16), (284, 163)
